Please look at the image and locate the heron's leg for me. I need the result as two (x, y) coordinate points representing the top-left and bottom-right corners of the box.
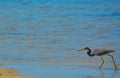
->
(108, 54), (118, 70)
(99, 56), (104, 69)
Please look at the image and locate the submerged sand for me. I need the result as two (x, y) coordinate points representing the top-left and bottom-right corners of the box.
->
(0, 68), (30, 78)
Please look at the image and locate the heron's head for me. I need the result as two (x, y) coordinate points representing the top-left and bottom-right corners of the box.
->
(77, 47), (90, 51)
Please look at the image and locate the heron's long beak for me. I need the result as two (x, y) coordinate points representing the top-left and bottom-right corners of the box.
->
(77, 48), (86, 51)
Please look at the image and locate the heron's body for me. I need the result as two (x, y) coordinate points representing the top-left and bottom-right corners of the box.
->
(78, 47), (117, 70)
(86, 48), (115, 56)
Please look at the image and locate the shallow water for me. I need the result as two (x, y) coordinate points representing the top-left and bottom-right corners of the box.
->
(0, 0), (120, 78)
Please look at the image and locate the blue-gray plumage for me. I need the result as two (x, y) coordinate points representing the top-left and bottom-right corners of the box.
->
(93, 49), (115, 56)
(77, 47), (117, 70)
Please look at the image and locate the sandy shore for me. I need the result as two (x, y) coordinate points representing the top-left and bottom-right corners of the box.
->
(0, 68), (30, 78)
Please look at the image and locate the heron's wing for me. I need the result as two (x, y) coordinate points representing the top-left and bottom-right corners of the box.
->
(93, 49), (115, 56)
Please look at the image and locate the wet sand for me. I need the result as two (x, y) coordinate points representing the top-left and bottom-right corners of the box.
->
(0, 68), (30, 78)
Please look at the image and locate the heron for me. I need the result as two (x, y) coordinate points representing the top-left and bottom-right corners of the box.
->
(77, 47), (118, 70)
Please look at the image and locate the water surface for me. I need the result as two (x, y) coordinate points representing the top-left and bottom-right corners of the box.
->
(0, 0), (120, 78)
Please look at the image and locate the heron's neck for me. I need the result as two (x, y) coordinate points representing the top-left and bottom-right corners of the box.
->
(87, 49), (95, 57)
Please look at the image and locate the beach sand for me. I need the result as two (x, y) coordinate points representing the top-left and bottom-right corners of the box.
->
(0, 68), (30, 78)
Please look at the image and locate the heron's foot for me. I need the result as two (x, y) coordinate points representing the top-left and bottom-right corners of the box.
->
(114, 65), (118, 70)
(98, 66), (102, 69)
(99, 62), (104, 69)
(108, 54), (118, 70)
(98, 56), (104, 69)
(98, 67), (101, 69)
(115, 68), (118, 70)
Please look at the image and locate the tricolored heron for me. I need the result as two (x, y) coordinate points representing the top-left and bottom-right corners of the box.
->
(77, 47), (118, 70)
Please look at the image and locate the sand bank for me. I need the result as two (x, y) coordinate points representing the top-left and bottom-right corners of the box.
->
(0, 68), (31, 78)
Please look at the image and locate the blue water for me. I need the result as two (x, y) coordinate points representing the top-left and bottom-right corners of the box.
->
(0, 0), (120, 78)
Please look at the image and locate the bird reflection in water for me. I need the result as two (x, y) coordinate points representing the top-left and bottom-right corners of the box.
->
(86, 69), (118, 78)
(100, 69), (118, 78)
